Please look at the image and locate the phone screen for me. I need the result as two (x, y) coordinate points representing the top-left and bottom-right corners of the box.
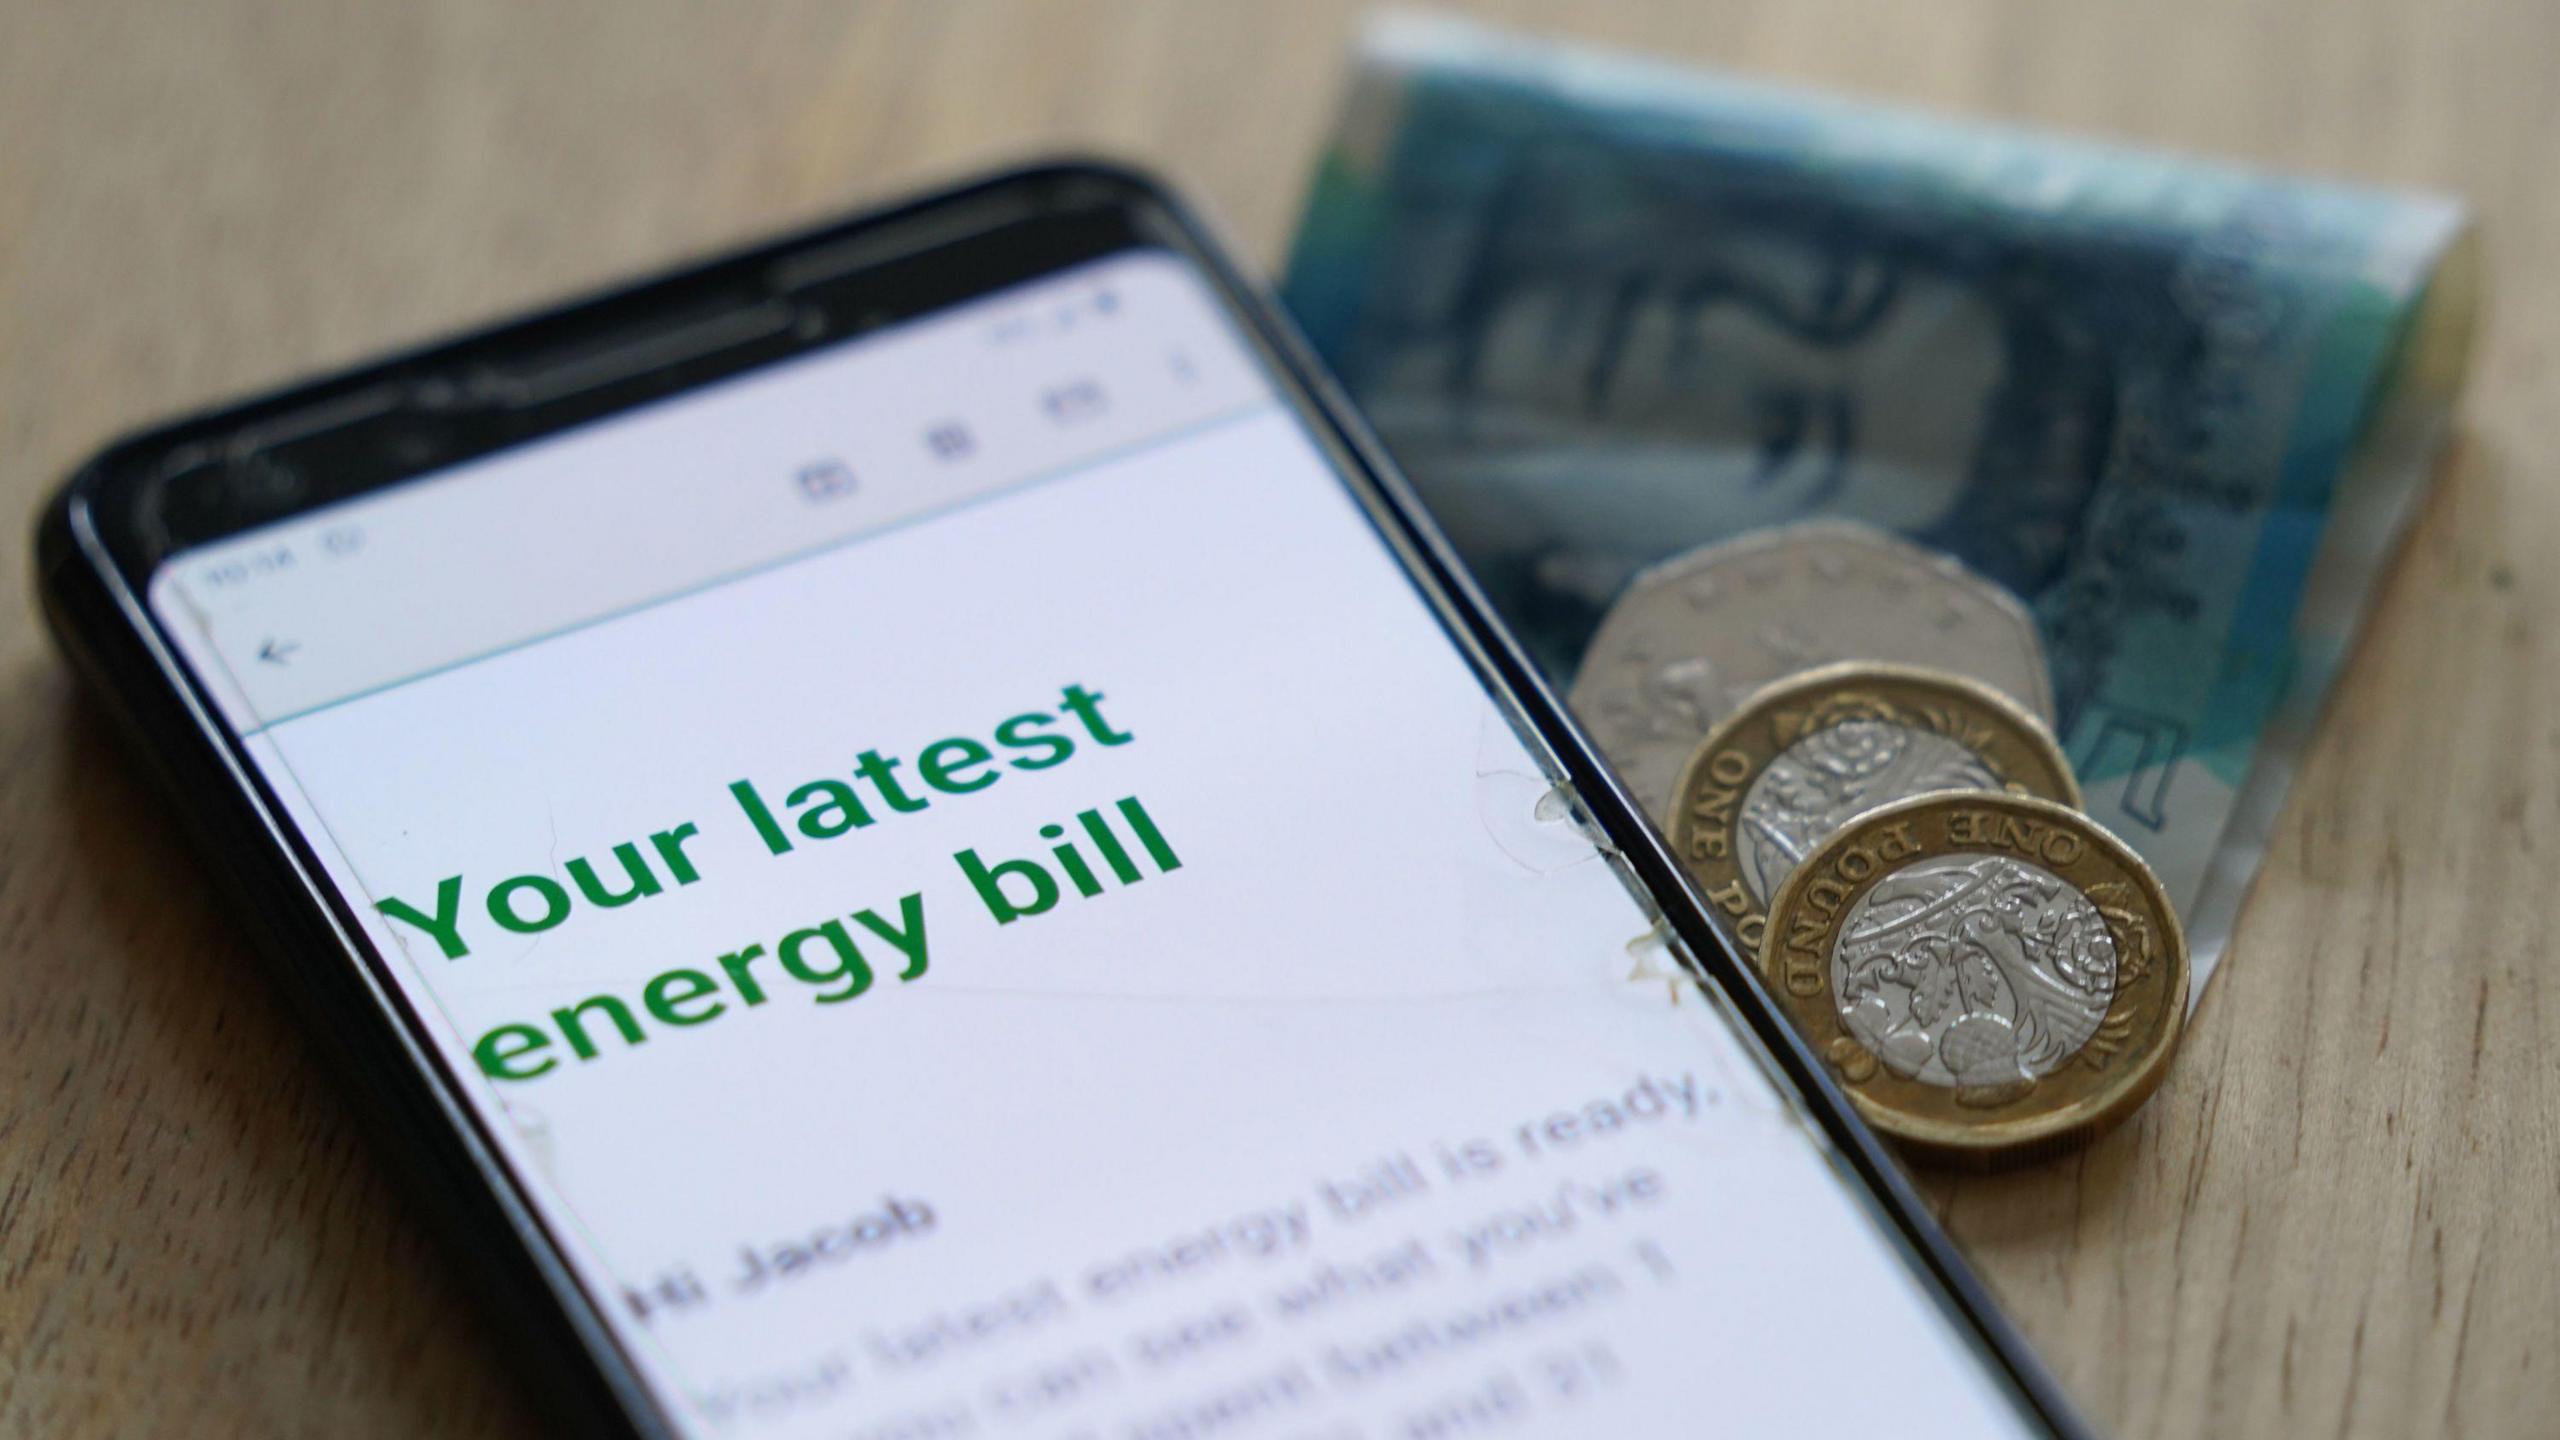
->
(147, 249), (2036, 1437)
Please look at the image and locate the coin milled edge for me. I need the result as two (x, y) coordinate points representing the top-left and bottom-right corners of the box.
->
(1757, 791), (2189, 1167)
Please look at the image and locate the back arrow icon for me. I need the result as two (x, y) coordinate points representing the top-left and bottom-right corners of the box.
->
(258, 638), (300, 665)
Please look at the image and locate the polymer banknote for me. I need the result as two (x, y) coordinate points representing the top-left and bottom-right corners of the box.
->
(1282, 14), (2476, 997)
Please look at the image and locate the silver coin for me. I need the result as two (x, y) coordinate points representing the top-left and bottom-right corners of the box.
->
(1734, 719), (2001, 909)
(1829, 853), (2120, 1087)
(1567, 521), (2055, 821)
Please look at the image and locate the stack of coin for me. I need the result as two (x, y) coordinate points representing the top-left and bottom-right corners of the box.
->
(1569, 521), (2058, 823)
(1572, 523), (2187, 1166)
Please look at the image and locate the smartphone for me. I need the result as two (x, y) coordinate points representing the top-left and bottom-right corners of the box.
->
(38, 164), (2086, 1439)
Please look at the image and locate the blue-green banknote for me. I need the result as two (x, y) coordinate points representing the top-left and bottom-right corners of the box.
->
(1283, 15), (2476, 999)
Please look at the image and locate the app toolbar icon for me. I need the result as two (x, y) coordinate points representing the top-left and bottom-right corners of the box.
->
(795, 458), (856, 503)
(1042, 379), (1106, 424)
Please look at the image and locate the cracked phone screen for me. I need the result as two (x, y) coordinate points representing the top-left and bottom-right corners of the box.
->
(149, 251), (2037, 1437)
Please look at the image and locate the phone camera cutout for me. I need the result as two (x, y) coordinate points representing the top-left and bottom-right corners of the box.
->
(231, 455), (306, 508)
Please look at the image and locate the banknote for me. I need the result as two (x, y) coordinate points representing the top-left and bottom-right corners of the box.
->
(1282, 13), (2476, 999)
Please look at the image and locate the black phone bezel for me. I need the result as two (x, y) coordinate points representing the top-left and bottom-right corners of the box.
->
(35, 159), (2092, 1439)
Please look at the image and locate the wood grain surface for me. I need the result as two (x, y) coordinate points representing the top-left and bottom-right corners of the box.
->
(4, 2), (2555, 1435)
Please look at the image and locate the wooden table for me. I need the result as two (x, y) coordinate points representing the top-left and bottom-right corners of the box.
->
(4, 2), (2554, 1434)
